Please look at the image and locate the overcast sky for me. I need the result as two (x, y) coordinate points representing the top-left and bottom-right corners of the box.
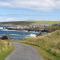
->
(0, 0), (60, 22)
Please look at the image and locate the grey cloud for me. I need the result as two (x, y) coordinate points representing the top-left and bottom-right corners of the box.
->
(0, 0), (60, 10)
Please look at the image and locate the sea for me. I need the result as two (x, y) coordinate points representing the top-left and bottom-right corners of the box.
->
(0, 30), (39, 40)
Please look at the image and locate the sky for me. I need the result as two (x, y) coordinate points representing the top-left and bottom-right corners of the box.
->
(0, 0), (60, 22)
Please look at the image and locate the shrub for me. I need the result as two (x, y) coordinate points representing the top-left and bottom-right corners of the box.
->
(1, 36), (8, 40)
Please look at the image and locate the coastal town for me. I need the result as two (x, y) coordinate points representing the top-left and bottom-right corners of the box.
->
(0, 23), (60, 32)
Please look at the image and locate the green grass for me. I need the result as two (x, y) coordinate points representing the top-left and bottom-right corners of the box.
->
(32, 21), (60, 24)
(1, 21), (60, 25)
(0, 40), (14, 60)
(21, 30), (60, 60)
(0, 47), (14, 60)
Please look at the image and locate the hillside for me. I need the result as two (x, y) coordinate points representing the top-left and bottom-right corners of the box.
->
(33, 21), (60, 24)
(22, 30), (60, 60)
(0, 21), (60, 25)
(0, 21), (33, 25)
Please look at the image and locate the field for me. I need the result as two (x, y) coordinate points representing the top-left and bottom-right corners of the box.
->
(0, 21), (60, 25)
(21, 30), (60, 60)
(33, 21), (60, 24)
(0, 40), (14, 60)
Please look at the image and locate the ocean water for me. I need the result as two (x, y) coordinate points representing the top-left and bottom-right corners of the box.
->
(0, 30), (39, 40)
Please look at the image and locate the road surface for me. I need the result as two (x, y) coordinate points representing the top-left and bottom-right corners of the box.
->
(5, 42), (43, 60)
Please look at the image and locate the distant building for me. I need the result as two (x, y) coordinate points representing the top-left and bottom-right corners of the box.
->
(0, 26), (4, 29)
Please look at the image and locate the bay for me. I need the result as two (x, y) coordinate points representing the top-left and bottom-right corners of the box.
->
(0, 30), (39, 40)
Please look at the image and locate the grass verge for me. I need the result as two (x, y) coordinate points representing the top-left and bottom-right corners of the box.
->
(20, 30), (60, 60)
(0, 47), (14, 60)
(0, 40), (14, 60)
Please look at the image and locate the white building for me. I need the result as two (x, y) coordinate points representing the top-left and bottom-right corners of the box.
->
(0, 27), (4, 29)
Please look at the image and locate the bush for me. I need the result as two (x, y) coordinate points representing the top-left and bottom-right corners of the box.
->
(1, 36), (8, 40)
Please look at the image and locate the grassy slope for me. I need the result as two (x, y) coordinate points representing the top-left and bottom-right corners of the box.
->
(32, 21), (60, 24)
(0, 21), (33, 25)
(0, 47), (13, 60)
(0, 21), (60, 25)
(0, 40), (14, 60)
(22, 30), (60, 60)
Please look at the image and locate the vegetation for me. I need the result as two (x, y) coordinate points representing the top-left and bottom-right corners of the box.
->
(0, 21), (33, 25)
(1, 36), (8, 40)
(0, 21), (60, 25)
(21, 30), (60, 60)
(0, 40), (14, 60)
(48, 25), (60, 32)
(32, 21), (60, 24)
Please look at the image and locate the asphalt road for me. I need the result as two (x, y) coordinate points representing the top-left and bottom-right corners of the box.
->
(5, 42), (43, 60)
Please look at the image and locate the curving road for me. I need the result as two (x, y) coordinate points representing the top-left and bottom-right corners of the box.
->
(5, 42), (43, 60)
